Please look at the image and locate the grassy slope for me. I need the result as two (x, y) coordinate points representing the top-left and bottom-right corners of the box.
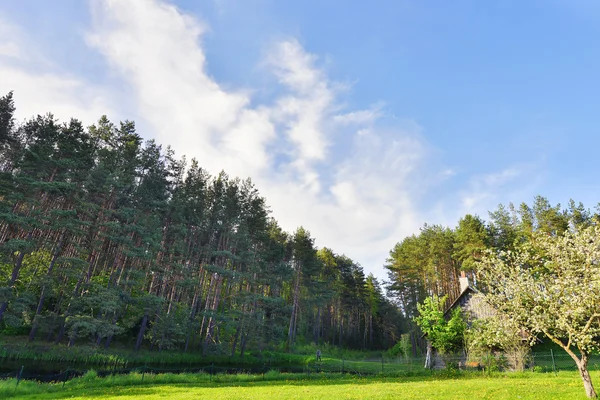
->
(1, 371), (595, 400)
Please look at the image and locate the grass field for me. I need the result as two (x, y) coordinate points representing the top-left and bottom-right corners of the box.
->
(0, 370), (596, 399)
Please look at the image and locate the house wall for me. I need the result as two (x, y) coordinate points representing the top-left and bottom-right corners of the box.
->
(431, 290), (521, 371)
(462, 292), (495, 322)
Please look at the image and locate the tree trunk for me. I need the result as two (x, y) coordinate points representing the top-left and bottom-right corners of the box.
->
(104, 333), (114, 349)
(370, 312), (374, 347)
(199, 272), (216, 342)
(29, 231), (66, 341)
(54, 261), (89, 344)
(0, 232), (32, 322)
(339, 314), (343, 347)
(135, 313), (149, 351)
(425, 340), (433, 369)
(287, 260), (301, 349)
(54, 317), (68, 344)
(548, 332), (598, 399)
(313, 308), (320, 344)
(230, 321), (242, 357)
(230, 303), (246, 358)
(184, 288), (200, 353)
(203, 274), (223, 355)
(240, 329), (248, 359)
(363, 311), (368, 349)
(576, 358), (597, 398)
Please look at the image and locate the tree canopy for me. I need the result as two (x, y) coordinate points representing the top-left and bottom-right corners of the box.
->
(0, 91), (402, 355)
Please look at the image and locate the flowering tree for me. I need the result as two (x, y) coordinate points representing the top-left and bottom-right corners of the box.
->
(477, 224), (600, 398)
(464, 308), (531, 371)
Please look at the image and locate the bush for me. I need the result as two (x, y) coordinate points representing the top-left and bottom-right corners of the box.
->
(81, 369), (98, 381)
(480, 354), (508, 373)
(263, 369), (282, 380)
(387, 334), (411, 359)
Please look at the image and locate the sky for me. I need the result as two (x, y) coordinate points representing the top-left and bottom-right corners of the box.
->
(1, 0), (600, 280)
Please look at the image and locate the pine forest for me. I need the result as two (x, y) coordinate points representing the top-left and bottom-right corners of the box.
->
(1, 90), (598, 359)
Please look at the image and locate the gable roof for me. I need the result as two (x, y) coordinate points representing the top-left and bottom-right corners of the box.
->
(443, 285), (478, 317)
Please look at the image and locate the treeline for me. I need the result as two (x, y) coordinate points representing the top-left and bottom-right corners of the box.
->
(0, 91), (402, 354)
(385, 194), (597, 321)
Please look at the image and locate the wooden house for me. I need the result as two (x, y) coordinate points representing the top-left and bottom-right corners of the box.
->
(424, 272), (494, 369)
(424, 272), (529, 370)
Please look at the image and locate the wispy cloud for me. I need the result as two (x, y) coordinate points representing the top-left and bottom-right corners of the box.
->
(84, 0), (428, 276)
(0, 14), (114, 124)
(5, 0), (539, 278)
(460, 167), (523, 214)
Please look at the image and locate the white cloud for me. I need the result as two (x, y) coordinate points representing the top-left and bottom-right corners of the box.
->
(333, 107), (383, 126)
(88, 0), (274, 179)
(83, 0), (429, 277)
(268, 39), (335, 169)
(0, 14), (114, 125)
(0, 17), (26, 60)
(2, 0), (463, 279)
(0, 42), (20, 59)
(460, 167), (522, 214)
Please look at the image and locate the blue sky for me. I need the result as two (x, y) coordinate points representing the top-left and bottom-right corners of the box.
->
(1, 0), (599, 279)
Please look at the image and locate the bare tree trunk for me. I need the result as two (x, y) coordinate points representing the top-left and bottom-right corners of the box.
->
(184, 288), (200, 353)
(411, 329), (418, 357)
(287, 260), (301, 349)
(425, 340), (433, 369)
(576, 357), (597, 398)
(339, 313), (343, 347)
(230, 321), (242, 357)
(369, 313), (373, 347)
(203, 275), (223, 355)
(135, 313), (149, 351)
(198, 272), (216, 342)
(363, 311), (368, 349)
(547, 332), (598, 398)
(313, 308), (320, 344)
(240, 329), (248, 359)
(230, 302), (246, 357)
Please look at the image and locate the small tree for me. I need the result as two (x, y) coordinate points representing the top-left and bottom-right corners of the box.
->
(387, 333), (412, 360)
(477, 225), (600, 398)
(415, 295), (465, 368)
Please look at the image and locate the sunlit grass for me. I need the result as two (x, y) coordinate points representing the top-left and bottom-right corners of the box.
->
(0, 369), (596, 399)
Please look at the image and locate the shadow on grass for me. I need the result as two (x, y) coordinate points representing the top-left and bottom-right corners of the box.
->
(27, 378), (423, 399)
(33, 372), (587, 400)
(6, 370), (588, 399)
(28, 372), (534, 399)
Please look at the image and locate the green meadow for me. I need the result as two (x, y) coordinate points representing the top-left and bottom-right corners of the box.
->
(0, 370), (595, 400)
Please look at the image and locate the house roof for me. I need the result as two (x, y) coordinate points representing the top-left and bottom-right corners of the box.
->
(420, 283), (539, 343)
(443, 285), (478, 317)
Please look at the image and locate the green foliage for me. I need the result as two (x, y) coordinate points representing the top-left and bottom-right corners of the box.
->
(0, 92), (402, 358)
(81, 369), (98, 381)
(478, 353), (508, 373)
(387, 334), (411, 359)
(453, 214), (489, 272)
(414, 296), (465, 355)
